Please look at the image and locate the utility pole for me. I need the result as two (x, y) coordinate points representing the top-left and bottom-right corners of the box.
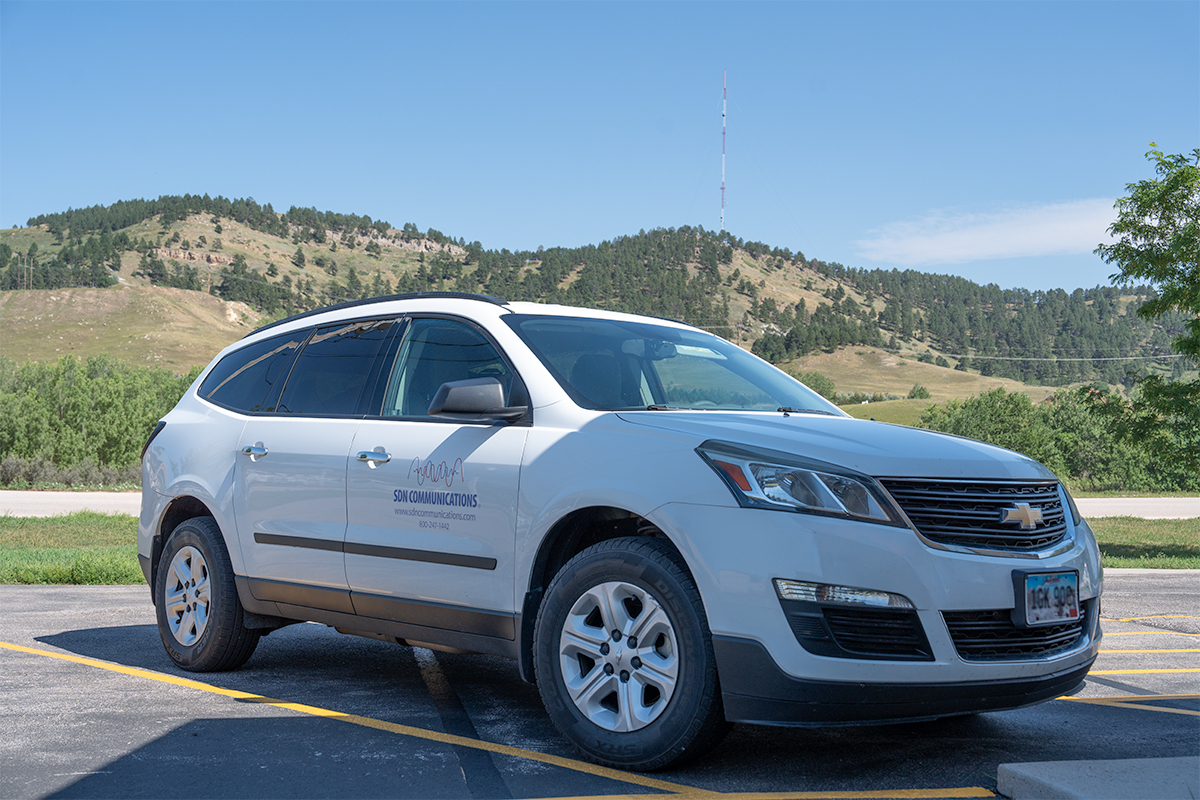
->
(721, 70), (727, 233)
(18, 255), (34, 290)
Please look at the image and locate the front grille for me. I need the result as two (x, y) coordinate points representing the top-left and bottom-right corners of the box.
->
(880, 479), (1068, 552)
(943, 601), (1090, 661)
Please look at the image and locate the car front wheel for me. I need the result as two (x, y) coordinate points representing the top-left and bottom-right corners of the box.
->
(534, 537), (730, 771)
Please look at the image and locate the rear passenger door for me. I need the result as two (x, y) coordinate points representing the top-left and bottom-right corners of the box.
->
(345, 317), (527, 638)
(234, 318), (400, 613)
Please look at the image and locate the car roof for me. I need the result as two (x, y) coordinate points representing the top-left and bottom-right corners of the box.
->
(246, 292), (693, 342)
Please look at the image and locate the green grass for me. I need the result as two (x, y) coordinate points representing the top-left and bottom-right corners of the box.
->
(839, 398), (933, 427)
(1089, 517), (1200, 569)
(0, 511), (143, 584)
(1073, 490), (1200, 498)
(0, 482), (141, 492)
(0, 511), (1193, 584)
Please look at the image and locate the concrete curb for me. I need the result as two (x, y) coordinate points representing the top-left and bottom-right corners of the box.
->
(997, 757), (1200, 799)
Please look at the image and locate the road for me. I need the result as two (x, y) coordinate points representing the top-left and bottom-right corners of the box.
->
(3, 490), (1199, 518)
(0, 572), (1196, 799)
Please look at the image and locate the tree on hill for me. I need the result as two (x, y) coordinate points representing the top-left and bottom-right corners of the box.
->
(1095, 145), (1200, 475)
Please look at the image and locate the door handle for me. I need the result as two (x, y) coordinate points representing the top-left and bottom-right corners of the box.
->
(241, 444), (268, 460)
(356, 449), (391, 466)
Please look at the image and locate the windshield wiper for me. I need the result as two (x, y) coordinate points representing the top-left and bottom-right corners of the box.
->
(778, 406), (838, 416)
(646, 404), (677, 411)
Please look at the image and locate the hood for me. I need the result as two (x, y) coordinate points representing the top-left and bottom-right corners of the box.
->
(615, 411), (1056, 481)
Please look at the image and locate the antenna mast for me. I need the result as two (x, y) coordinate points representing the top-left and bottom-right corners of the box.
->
(721, 70), (727, 232)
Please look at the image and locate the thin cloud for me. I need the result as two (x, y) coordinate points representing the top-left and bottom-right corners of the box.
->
(854, 199), (1117, 266)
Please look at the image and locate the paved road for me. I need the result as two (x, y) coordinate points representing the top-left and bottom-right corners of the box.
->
(1075, 496), (1200, 519)
(4, 490), (1199, 519)
(0, 571), (1195, 799)
(0, 490), (142, 517)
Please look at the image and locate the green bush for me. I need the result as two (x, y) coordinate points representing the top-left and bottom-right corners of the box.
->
(919, 386), (1198, 492)
(0, 355), (199, 482)
(794, 370), (836, 401)
(907, 384), (931, 400)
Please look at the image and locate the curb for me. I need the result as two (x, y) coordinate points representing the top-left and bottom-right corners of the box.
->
(997, 756), (1200, 799)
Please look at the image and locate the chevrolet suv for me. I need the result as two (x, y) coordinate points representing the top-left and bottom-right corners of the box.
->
(139, 292), (1101, 770)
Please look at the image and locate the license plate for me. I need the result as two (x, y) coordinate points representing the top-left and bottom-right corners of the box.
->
(1014, 571), (1079, 627)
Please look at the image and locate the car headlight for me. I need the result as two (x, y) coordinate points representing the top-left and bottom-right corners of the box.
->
(1060, 484), (1083, 526)
(696, 440), (906, 526)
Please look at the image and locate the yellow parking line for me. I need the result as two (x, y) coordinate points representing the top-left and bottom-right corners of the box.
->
(1103, 615), (1200, 622)
(694, 791), (996, 799)
(534, 791), (995, 800)
(1060, 696), (1200, 717)
(0, 641), (709, 796)
(1103, 631), (1200, 637)
(1065, 693), (1200, 701)
(1089, 668), (1200, 674)
(1098, 648), (1200, 653)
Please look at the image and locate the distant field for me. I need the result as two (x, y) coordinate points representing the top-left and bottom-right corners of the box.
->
(791, 347), (1057, 403)
(0, 285), (260, 371)
(838, 398), (933, 427)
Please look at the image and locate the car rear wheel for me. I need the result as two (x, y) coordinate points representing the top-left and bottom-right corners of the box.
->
(534, 536), (730, 771)
(154, 516), (259, 672)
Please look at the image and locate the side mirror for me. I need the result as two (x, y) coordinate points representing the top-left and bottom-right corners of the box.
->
(427, 377), (527, 422)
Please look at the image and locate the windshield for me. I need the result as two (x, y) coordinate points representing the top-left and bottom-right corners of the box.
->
(504, 314), (844, 415)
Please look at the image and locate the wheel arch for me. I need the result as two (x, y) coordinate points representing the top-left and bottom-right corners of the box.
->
(151, 495), (217, 602)
(517, 505), (694, 683)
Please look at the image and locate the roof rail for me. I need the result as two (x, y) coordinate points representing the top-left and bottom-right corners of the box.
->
(247, 292), (509, 337)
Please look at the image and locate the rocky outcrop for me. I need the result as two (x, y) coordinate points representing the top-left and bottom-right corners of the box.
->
(156, 248), (232, 265)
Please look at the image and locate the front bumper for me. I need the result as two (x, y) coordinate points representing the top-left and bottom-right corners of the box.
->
(649, 501), (1103, 717)
(714, 635), (1094, 725)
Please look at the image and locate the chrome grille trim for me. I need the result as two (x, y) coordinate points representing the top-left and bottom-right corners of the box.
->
(878, 478), (1071, 556)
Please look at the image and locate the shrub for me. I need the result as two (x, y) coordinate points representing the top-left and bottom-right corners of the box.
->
(0, 355), (197, 487)
(907, 384), (932, 400)
(794, 370), (836, 401)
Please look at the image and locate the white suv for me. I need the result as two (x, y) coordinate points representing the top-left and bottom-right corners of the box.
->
(139, 293), (1102, 770)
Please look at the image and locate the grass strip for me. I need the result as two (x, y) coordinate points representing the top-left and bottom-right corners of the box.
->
(0, 512), (1194, 584)
(1088, 517), (1199, 569)
(0, 511), (143, 584)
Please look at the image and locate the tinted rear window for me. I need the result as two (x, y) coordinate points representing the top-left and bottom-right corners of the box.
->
(276, 319), (397, 416)
(199, 330), (308, 413)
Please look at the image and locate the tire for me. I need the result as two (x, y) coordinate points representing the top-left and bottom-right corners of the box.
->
(154, 516), (260, 672)
(534, 537), (731, 771)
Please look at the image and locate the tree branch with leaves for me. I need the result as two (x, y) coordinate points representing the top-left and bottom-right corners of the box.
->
(1095, 145), (1200, 476)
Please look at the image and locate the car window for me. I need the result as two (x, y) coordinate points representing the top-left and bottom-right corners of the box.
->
(652, 347), (778, 409)
(504, 314), (842, 414)
(276, 319), (398, 416)
(382, 318), (514, 418)
(198, 329), (308, 413)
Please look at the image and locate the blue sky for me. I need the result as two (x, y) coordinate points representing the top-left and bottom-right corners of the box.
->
(1, 1), (1196, 292)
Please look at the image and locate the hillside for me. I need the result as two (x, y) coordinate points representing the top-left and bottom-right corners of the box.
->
(3, 194), (1192, 391)
(0, 285), (261, 370)
(787, 346), (1048, 402)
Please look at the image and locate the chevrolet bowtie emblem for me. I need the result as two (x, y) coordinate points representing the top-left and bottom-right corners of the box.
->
(1001, 503), (1043, 530)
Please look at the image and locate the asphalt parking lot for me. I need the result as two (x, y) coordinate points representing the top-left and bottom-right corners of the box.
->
(1, 571), (1196, 800)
